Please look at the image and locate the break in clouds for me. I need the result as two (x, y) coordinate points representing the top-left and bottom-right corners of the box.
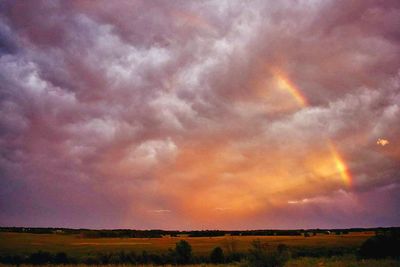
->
(0, 0), (399, 229)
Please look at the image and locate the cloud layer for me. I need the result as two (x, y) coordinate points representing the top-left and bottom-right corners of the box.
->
(0, 0), (399, 229)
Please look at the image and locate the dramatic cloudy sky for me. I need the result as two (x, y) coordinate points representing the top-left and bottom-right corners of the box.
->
(1, 0), (399, 230)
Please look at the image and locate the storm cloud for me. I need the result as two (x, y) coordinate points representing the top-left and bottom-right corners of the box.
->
(0, 0), (399, 229)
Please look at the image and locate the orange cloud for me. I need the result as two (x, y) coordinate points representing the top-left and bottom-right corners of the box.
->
(377, 138), (389, 146)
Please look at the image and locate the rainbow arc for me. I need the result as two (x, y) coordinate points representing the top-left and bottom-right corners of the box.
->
(270, 67), (352, 187)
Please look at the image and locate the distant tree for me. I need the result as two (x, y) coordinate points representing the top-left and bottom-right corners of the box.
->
(210, 246), (225, 263)
(175, 240), (192, 264)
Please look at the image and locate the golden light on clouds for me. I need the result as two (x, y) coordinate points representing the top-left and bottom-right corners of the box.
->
(329, 142), (352, 187)
(377, 138), (389, 146)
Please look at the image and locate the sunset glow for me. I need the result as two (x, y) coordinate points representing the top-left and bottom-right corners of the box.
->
(0, 0), (399, 230)
(329, 142), (352, 187)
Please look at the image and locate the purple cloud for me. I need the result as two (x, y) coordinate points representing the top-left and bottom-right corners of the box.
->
(0, 0), (399, 229)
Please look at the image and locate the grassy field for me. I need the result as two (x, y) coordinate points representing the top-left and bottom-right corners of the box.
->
(0, 232), (373, 258)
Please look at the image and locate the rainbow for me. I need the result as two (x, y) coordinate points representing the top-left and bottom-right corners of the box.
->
(328, 141), (352, 186)
(273, 70), (308, 107)
(270, 67), (352, 187)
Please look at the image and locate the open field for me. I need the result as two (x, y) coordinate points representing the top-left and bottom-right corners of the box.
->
(2, 231), (399, 266)
(0, 257), (400, 267)
(0, 232), (373, 258)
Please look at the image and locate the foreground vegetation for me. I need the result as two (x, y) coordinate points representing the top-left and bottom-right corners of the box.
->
(286, 255), (400, 267)
(0, 228), (399, 266)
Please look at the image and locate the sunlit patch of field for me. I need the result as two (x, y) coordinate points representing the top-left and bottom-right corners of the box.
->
(0, 232), (373, 258)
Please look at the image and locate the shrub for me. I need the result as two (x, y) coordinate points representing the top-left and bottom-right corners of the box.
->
(54, 252), (69, 264)
(28, 251), (53, 265)
(247, 240), (278, 267)
(276, 244), (291, 265)
(359, 231), (400, 259)
(210, 246), (225, 263)
(82, 255), (100, 265)
(225, 252), (245, 262)
(175, 240), (192, 264)
(247, 240), (290, 267)
(0, 255), (24, 265)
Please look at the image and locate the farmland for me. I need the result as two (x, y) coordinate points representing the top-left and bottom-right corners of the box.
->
(0, 232), (373, 264)
(1, 230), (400, 266)
(0, 231), (372, 258)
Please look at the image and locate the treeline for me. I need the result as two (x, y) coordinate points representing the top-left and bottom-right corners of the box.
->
(231, 230), (303, 236)
(187, 230), (225, 237)
(0, 227), (170, 238)
(80, 229), (165, 238)
(1, 226), (399, 238)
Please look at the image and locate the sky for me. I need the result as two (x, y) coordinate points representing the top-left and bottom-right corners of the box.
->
(0, 0), (399, 230)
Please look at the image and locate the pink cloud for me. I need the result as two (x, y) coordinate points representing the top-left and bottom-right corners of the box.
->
(0, 0), (399, 229)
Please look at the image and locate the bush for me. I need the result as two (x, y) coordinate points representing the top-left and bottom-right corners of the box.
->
(359, 231), (400, 259)
(175, 240), (192, 264)
(247, 240), (278, 267)
(28, 251), (53, 265)
(225, 252), (245, 262)
(82, 255), (101, 265)
(0, 255), (24, 265)
(54, 252), (69, 264)
(247, 240), (290, 267)
(277, 244), (291, 265)
(210, 246), (225, 263)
